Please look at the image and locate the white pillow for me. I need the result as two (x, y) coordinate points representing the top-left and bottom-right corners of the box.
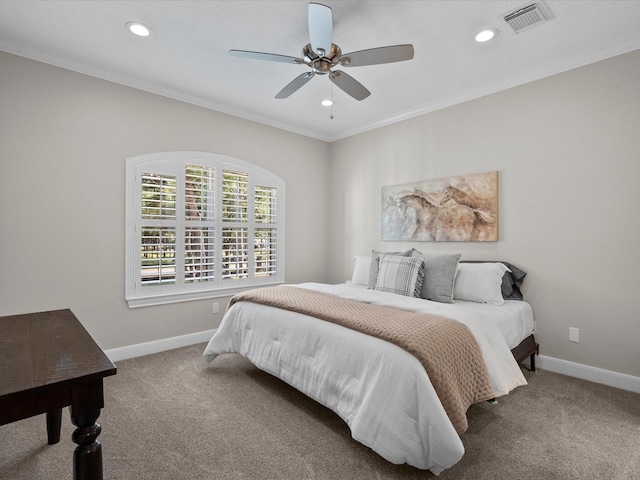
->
(453, 262), (511, 305)
(374, 255), (425, 297)
(351, 255), (372, 286)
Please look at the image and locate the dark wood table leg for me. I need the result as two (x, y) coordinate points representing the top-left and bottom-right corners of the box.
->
(70, 407), (103, 480)
(70, 380), (105, 480)
(46, 408), (63, 444)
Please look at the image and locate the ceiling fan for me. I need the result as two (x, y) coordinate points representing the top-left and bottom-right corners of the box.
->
(229, 2), (414, 101)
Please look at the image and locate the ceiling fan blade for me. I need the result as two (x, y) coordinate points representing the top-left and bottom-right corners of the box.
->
(229, 49), (303, 65)
(329, 70), (371, 101)
(275, 72), (315, 99)
(339, 44), (415, 67)
(308, 3), (333, 55)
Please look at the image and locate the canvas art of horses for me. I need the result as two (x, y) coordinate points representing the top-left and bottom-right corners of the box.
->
(381, 171), (498, 242)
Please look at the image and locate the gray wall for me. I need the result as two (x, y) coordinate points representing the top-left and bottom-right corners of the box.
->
(2, 48), (639, 379)
(328, 49), (640, 378)
(0, 51), (330, 350)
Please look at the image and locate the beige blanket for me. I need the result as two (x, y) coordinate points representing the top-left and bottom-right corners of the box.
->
(229, 286), (495, 434)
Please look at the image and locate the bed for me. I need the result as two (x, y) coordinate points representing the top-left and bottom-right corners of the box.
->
(203, 253), (537, 475)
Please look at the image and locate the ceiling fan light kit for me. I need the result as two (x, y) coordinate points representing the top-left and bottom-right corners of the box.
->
(229, 2), (414, 102)
(126, 21), (151, 37)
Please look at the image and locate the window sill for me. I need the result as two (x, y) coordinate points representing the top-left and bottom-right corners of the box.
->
(126, 282), (284, 308)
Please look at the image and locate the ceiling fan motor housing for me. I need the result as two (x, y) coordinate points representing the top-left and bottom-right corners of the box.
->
(303, 43), (342, 74)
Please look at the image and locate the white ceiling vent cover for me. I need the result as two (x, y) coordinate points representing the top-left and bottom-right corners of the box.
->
(502, 3), (553, 34)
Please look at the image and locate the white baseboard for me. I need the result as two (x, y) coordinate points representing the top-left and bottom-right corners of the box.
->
(105, 333), (640, 395)
(104, 329), (216, 363)
(537, 355), (640, 394)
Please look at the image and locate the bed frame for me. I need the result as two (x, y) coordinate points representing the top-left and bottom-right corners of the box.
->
(511, 334), (539, 372)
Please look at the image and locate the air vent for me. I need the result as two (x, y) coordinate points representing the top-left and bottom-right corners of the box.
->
(502, 2), (553, 34)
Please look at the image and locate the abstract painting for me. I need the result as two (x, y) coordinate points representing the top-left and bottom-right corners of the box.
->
(382, 171), (498, 242)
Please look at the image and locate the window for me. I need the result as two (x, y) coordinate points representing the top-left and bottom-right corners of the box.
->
(126, 152), (285, 307)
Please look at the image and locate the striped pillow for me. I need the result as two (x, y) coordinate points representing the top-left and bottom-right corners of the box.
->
(374, 255), (425, 297)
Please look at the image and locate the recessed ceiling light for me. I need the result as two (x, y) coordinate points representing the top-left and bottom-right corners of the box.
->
(475, 28), (499, 43)
(321, 99), (333, 106)
(126, 22), (151, 37)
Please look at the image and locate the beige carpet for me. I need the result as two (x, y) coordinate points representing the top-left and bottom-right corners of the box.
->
(1, 343), (639, 480)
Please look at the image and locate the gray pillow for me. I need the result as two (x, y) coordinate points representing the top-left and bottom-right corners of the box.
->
(368, 249), (414, 289)
(411, 252), (461, 303)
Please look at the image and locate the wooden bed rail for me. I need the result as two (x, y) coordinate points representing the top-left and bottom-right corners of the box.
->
(511, 334), (539, 372)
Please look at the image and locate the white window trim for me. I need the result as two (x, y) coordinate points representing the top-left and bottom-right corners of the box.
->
(125, 151), (285, 308)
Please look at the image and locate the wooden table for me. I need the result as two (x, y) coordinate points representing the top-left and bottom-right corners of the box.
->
(0, 309), (117, 480)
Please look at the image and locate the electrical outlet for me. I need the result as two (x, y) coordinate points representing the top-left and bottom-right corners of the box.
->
(212, 302), (219, 314)
(569, 327), (580, 343)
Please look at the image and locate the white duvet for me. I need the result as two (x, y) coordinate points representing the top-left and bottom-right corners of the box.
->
(203, 283), (533, 474)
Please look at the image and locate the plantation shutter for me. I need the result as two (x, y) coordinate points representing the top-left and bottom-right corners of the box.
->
(126, 152), (285, 307)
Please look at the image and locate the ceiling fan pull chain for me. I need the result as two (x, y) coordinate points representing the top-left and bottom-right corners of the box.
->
(330, 82), (334, 120)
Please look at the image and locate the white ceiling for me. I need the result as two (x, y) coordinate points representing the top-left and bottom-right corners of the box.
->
(1, 1), (640, 142)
